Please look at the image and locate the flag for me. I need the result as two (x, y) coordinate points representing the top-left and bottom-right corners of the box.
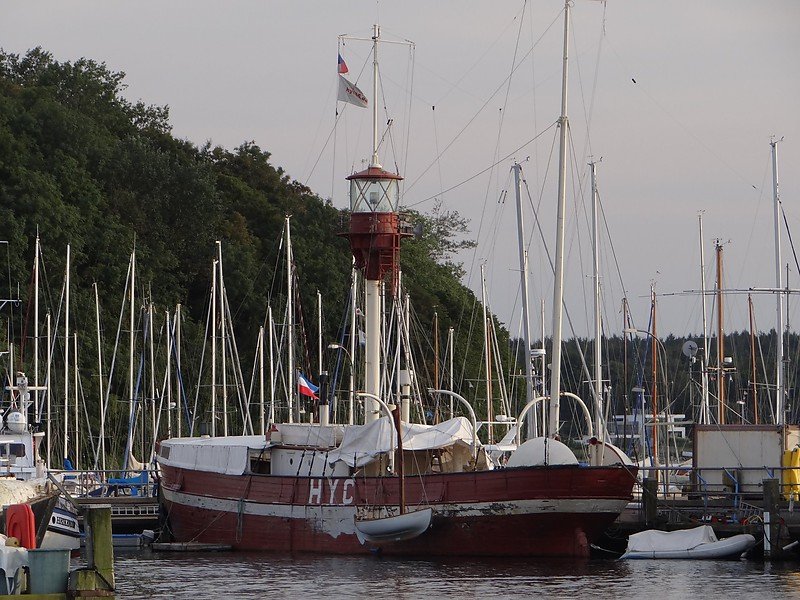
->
(337, 53), (349, 74)
(298, 373), (319, 399)
(337, 75), (368, 108)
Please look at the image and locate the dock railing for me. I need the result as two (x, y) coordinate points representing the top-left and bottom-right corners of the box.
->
(629, 465), (800, 527)
(49, 468), (158, 498)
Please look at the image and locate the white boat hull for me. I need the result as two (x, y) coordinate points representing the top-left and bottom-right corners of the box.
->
(354, 508), (433, 544)
(622, 532), (756, 559)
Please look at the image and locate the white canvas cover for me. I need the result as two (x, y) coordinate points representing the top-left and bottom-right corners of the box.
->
(327, 416), (475, 468)
(158, 435), (268, 476)
(276, 423), (345, 447)
(626, 525), (718, 554)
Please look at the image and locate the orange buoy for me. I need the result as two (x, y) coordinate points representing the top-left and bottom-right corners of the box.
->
(6, 503), (36, 549)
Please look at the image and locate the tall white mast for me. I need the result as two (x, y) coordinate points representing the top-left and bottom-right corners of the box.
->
(148, 302), (156, 459)
(590, 159), (604, 464)
(349, 265), (358, 425)
(480, 264), (493, 443)
(258, 325), (265, 435)
(513, 162), (537, 439)
(127, 248), (136, 460)
(175, 303), (182, 438)
(63, 244), (70, 463)
(166, 310), (172, 439)
(217, 242), (229, 436)
(771, 137), (785, 425)
(698, 213), (710, 424)
(211, 257), (217, 436)
(317, 290), (323, 376)
(371, 23), (380, 167)
(46, 313), (52, 468)
(548, 1), (571, 439)
(268, 305), (276, 424)
(286, 216), (295, 423)
(94, 283), (106, 472)
(33, 234), (39, 424)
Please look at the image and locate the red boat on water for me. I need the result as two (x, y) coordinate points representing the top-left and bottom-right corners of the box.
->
(159, 9), (637, 557)
(158, 421), (636, 557)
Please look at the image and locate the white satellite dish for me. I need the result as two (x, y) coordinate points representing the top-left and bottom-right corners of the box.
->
(682, 340), (699, 358)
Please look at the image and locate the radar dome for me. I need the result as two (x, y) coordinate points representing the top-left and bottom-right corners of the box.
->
(506, 437), (578, 467)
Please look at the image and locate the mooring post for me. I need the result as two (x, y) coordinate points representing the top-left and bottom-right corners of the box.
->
(643, 477), (658, 527)
(763, 478), (780, 560)
(70, 504), (115, 595)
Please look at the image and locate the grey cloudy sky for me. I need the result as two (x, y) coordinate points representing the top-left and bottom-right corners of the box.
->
(2, 1), (799, 341)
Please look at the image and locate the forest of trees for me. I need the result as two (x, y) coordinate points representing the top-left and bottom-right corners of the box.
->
(0, 48), (506, 467)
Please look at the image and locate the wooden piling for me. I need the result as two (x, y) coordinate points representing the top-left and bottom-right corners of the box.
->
(69, 504), (115, 597)
(643, 478), (658, 527)
(763, 478), (780, 560)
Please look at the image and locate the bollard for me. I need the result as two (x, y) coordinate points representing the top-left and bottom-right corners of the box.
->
(763, 478), (780, 561)
(643, 478), (658, 527)
(70, 504), (115, 596)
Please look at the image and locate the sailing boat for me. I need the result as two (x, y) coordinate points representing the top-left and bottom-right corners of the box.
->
(158, 9), (637, 558)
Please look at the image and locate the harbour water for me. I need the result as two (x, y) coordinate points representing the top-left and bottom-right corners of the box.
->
(113, 550), (800, 599)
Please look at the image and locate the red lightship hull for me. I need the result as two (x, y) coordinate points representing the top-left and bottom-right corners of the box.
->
(160, 463), (635, 557)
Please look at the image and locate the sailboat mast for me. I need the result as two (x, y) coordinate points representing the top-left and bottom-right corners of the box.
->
(548, 0), (571, 439)
(650, 287), (658, 468)
(748, 294), (758, 424)
(286, 216), (295, 423)
(715, 240), (725, 424)
(33, 235), (39, 424)
(590, 160), (603, 463)
(64, 244), (70, 464)
(211, 258), (217, 435)
(698, 214), (710, 424)
(95, 283), (106, 472)
(771, 137), (784, 425)
(480, 264), (493, 444)
(513, 162), (536, 438)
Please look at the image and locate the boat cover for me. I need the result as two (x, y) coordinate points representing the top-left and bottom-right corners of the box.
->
(158, 435), (267, 476)
(276, 423), (345, 447)
(626, 525), (718, 553)
(327, 417), (474, 468)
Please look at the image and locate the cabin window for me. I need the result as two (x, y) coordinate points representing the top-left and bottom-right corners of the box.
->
(1, 444), (25, 458)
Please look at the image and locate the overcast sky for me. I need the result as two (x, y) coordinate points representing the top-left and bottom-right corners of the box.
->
(3, 1), (799, 343)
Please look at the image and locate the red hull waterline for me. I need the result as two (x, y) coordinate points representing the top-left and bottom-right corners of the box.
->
(160, 464), (636, 557)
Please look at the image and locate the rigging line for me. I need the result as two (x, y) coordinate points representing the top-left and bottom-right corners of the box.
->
(572, 0), (607, 162)
(603, 35), (761, 194)
(781, 203), (800, 280)
(404, 121), (558, 209)
(401, 43), (416, 187)
(429, 6), (527, 107)
(482, 0), (529, 215)
(402, 7), (565, 198)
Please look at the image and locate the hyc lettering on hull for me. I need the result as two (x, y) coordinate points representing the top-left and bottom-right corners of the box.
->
(308, 478), (356, 505)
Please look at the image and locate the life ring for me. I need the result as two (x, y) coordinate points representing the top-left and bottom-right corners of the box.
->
(6, 504), (36, 549)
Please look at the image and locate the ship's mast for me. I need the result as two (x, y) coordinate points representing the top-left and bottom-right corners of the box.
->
(344, 25), (408, 424)
(513, 162), (536, 438)
(698, 214), (710, 424)
(590, 159), (603, 464)
(771, 137), (785, 425)
(548, 0), (570, 438)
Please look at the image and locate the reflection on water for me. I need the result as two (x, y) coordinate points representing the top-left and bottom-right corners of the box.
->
(113, 550), (800, 599)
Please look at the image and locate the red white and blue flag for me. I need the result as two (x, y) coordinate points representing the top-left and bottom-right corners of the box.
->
(337, 53), (349, 74)
(298, 373), (319, 399)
